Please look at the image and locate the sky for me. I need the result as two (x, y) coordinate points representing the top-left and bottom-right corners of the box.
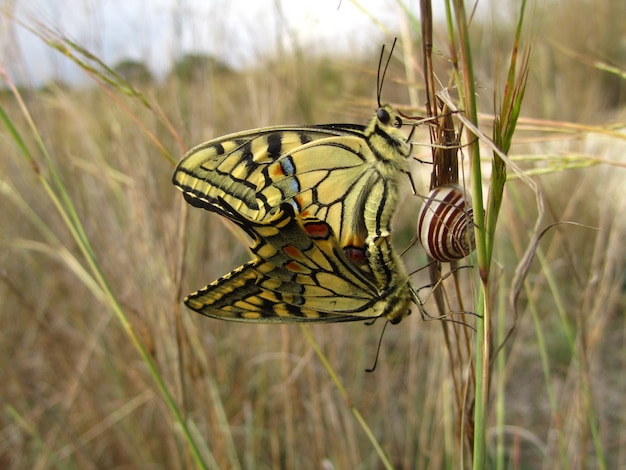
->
(3, 0), (440, 86)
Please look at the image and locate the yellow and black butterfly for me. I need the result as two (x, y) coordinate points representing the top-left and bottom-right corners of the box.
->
(172, 102), (423, 323)
(173, 45), (420, 323)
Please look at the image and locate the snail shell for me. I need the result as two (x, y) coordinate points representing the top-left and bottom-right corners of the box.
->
(417, 184), (475, 262)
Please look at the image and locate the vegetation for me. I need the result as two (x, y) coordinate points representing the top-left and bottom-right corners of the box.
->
(1, 1), (624, 468)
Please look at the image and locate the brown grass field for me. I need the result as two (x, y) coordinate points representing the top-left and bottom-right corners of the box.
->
(1, 1), (625, 468)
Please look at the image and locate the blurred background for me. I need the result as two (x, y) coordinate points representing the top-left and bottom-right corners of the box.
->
(1, 0), (625, 468)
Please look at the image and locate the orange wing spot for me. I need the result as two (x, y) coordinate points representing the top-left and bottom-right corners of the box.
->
(270, 165), (285, 177)
(285, 261), (305, 272)
(294, 195), (304, 213)
(344, 246), (367, 267)
(283, 245), (302, 258)
(303, 221), (330, 239)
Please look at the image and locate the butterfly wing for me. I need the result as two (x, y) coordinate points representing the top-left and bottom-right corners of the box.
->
(173, 112), (410, 273)
(172, 124), (367, 222)
(172, 107), (411, 247)
(184, 202), (414, 323)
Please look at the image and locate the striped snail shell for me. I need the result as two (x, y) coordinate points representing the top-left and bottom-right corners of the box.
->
(417, 184), (475, 262)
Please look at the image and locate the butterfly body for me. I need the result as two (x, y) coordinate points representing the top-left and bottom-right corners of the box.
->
(174, 105), (417, 323)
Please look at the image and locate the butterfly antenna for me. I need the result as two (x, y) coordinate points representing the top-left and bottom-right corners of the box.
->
(377, 38), (397, 107)
(365, 320), (390, 372)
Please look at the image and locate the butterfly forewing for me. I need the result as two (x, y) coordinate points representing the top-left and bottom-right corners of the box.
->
(173, 125), (365, 222)
(173, 105), (409, 234)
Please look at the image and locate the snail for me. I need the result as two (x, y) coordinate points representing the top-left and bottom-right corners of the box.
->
(417, 184), (476, 262)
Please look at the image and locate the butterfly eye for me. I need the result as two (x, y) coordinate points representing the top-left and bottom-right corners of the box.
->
(377, 108), (390, 124)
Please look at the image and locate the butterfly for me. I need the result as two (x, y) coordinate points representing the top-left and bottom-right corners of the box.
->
(173, 103), (420, 324)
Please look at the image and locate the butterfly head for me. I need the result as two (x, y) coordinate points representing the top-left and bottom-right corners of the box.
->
(366, 104), (413, 163)
(376, 106), (403, 129)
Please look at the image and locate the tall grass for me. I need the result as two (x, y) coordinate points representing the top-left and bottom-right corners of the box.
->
(1, 1), (625, 468)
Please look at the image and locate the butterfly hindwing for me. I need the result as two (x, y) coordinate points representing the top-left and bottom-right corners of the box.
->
(184, 203), (414, 323)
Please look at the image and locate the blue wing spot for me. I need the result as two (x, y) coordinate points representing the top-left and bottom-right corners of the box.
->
(280, 156), (296, 176)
